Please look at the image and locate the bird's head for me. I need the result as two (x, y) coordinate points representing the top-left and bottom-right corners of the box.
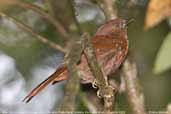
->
(95, 18), (133, 38)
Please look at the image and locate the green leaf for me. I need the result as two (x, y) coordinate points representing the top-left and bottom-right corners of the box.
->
(154, 32), (171, 74)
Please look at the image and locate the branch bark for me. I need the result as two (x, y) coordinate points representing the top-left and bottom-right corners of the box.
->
(122, 59), (147, 114)
(59, 35), (86, 111)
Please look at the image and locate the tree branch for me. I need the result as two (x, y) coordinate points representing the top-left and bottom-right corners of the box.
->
(17, 2), (70, 41)
(122, 59), (147, 114)
(83, 33), (114, 112)
(0, 12), (67, 53)
(59, 35), (86, 111)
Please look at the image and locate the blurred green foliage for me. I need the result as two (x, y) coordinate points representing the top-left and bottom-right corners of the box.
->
(154, 32), (171, 74)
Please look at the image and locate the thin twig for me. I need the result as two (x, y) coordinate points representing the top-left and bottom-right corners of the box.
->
(59, 36), (86, 111)
(0, 12), (67, 53)
(122, 59), (147, 114)
(16, 2), (70, 41)
(68, 0), (83, 35)
(83, 33), (114, 112)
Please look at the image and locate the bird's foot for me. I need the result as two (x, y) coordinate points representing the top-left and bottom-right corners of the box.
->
(97, 85), (114, 99)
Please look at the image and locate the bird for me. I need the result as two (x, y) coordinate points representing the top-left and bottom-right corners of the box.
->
(23, 18), (129, 103)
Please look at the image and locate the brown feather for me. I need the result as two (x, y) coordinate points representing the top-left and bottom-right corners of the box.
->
(23, 64), (67, 103)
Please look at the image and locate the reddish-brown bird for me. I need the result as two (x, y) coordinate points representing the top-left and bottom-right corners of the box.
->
(23, 18), (129, 103)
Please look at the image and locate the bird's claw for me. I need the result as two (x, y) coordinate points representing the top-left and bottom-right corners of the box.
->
(92, 79), (99, 88)
(92, 80), (103, 98)
(97, 89), (102, 98)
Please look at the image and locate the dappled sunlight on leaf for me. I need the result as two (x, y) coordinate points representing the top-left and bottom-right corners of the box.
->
(145, 0), (171, 29)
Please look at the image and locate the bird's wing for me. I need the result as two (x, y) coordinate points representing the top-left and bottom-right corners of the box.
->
(92, 35), (126, 74)
(92, 35), (121, 50)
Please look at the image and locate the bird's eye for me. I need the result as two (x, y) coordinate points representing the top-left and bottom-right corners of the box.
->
(112, 24), (121, 30)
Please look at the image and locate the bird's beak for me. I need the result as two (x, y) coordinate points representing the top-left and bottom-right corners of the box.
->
(125, 18), (134, 27)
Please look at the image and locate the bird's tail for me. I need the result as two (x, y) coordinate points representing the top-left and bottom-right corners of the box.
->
(23, 64), (67, 103)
